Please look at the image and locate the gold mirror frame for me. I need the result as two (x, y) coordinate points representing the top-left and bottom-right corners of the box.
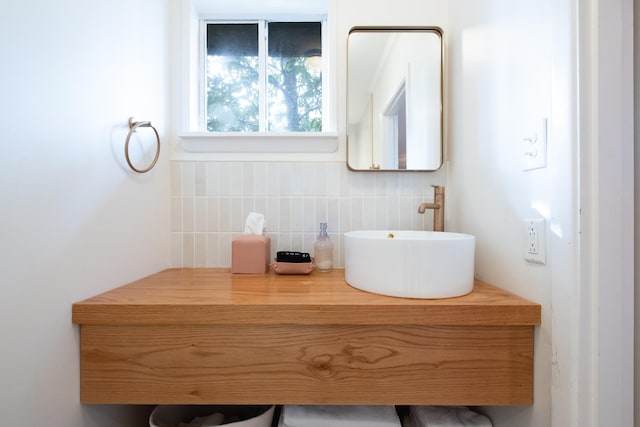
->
(347, 27), (444, 171)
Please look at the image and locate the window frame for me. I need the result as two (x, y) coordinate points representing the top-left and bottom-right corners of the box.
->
(202, 19), (326, 133)
(175, 4), (338, 155)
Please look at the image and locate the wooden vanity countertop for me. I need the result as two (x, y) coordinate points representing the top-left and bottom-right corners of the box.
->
(72, 268), (540, 327)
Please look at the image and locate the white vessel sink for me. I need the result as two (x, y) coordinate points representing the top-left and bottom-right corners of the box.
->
(344, 230), (475, 299)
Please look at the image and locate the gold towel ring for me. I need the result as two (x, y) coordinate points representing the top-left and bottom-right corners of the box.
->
(125, 117), (160, 173)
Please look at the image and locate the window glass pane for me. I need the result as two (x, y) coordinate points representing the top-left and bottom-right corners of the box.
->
(267, 22), (322, 132)
(206, 24), (259, 132)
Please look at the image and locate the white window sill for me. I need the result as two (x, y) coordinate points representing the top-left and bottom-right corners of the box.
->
(178, 132), (339, 153)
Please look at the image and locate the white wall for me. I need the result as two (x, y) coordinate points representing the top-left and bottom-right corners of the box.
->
(579, 0), (635, 424)
(447, 1), (555, 425)
(445, 4), (635, 425)
(0, 1), (170, 426)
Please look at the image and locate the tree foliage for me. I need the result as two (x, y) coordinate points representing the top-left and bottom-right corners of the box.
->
(207, 57), (259, 132)
(207, 55), (322, 132)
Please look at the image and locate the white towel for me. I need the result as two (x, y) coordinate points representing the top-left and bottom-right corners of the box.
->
(282, 405), (401, 427)
(410, 406), (492, 427)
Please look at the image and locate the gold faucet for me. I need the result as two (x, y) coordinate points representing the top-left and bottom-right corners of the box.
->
(418, 185), (445, 232)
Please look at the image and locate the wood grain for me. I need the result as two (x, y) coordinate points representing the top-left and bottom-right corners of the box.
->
(73, 268), (540, 406)
(72, 268), (541, 326)
(80, 323), (534, 405)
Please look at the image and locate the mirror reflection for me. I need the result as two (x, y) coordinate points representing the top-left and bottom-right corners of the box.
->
(347, 27), (443, 171)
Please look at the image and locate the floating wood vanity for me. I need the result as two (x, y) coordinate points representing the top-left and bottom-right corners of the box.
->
(72, 268), (540, 406)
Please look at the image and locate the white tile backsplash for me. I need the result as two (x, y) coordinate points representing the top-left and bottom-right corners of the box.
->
(171, 161), (444, 268)
(195, 163), (206, 197)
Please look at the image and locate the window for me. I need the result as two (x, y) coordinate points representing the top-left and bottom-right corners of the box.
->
(177, 0), (337, 154)
(205, 20), (324, 133)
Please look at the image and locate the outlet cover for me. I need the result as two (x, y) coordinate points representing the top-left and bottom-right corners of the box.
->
(524, 218), (546, 264)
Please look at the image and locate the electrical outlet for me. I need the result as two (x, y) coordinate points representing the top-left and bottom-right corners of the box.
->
(526, 222), (538, 254)
(524, 218), (545, 264)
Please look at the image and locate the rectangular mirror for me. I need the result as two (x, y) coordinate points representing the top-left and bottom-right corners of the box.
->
(347, 27), (443, 171)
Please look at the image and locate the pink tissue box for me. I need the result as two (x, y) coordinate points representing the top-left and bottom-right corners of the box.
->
(231, 235), (271, 274)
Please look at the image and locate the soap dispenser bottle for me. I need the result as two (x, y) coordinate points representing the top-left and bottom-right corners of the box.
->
(314, 222), (333, 271)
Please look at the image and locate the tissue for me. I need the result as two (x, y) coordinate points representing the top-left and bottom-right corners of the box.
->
(244, 212), (266, 235)
(232, 213), (271, 274)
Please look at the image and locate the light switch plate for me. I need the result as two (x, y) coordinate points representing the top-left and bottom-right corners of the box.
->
(523, 118), (548, 171)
